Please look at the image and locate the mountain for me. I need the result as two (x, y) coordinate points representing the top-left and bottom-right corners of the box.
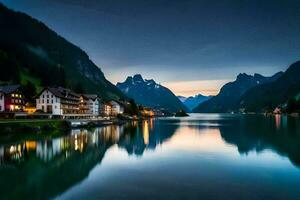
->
(177, 96), (187, 102)
(193, 72), (283, 113)
(0, 3), (124, 100)
(116, 74), (187, 112)
(239, 61), (300, 112)
(179, 94), (211, 111)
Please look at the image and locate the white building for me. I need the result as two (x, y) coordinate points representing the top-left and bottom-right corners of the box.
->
(101, 102), (112, 116)
(36, 87), (80, 115)
(84, 94), (101, 115)
(110, 100), (124, 116)
(0, 92), (4, 112)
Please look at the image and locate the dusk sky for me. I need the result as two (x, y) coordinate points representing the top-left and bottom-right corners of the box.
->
(2, 0), (300, 96)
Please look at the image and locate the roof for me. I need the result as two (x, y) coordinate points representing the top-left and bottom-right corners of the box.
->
(83, 94), (101, 101)
(109, 100), (127, 107)
(0, 85), (21, 94)
(37, 87), (80, 101)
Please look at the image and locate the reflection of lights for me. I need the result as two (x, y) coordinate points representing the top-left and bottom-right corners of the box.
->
(143, 121), (149, 145)
(75, 139), (78, 150)
(149, 118), (154, 130)
(275, 114), (281, 129)
(25, 141), (37, 151)
(9, 146), (16, 153)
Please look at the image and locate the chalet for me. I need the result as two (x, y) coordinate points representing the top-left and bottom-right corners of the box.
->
(0, 85), (25, 112)
(110, 100), (125, 116)
(84, 94), (101, 115)
(79, 95), (89, 114)
(101, 102), (112, 116)
(36, 87), (80, 115)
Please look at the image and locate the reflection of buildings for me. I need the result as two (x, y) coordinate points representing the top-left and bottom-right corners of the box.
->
(0, 125), (125, 165)
(0, 124), (127, 200)
(118, 118), (178, 156)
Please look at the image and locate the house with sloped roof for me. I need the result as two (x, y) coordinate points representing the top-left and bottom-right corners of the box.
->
(36, 87), (80, 115)
(109, 100), (125, 116)
(84, 94), (101, 115)
(0, 85), (25, 112)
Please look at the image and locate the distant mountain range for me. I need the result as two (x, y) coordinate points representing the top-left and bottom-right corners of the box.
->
(177, 96), (187, 102)
(0, 3), (124, 100)
(178, 94), (212, 111)
(193, 71), (284, 113)
(117, 74), (187, 112)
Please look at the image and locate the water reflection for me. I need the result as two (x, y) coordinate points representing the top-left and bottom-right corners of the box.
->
(0, 125), (126, 200)
(219, 114), (300, 167)
(1, 115), (300, 200)
(118, 118), (179, 156)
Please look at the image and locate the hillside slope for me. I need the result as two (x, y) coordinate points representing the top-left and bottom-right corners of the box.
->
(0, 3), (124, 100)
(193, 72), (283, 113)
(239, 61), (300, 112)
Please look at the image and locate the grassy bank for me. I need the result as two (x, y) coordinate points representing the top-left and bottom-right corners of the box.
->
(0, 119), (71, 134)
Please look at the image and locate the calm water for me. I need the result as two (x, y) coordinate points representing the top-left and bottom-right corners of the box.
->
(1, 114), (300, 200)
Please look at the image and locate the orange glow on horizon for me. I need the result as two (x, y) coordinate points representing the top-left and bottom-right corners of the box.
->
(161, 79), (231, 96)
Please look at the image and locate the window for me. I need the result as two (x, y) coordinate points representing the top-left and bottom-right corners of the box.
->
(47, 99), (49, 103)
(42, 99), (44, 103)
(47, 95), (49, 98)
(51, 100), (53, 103)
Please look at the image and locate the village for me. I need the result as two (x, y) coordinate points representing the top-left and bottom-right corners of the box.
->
(0, 85), (161, 120)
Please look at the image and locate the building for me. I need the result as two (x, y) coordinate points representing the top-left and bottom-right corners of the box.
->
(84, 94), (101, 115)
(0, 85), (25, 112)
(36, 87), (80, 115)
(110, 100), (124, 116)
(79, 95), (89, 114)
(101, 102), (112, 116)
(140, 107), (155, 117)
(0, 91), (4, 112)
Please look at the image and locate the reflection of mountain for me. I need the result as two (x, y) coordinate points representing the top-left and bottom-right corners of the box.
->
(118, 119), (179, 156)
(219, 115), (300, 167)
(0, 125), (124, 200)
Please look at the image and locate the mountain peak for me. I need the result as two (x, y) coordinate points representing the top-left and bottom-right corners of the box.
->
(253, 73), (264, 79)
(117, 76), (187, 112)
(237, 73), (251, 80)
(133, 74), (144, 82)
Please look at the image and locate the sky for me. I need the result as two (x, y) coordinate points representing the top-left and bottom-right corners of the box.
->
(2, 0), (300, 96)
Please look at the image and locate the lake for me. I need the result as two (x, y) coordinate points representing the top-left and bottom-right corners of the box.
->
(1, 114), (300, 200)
